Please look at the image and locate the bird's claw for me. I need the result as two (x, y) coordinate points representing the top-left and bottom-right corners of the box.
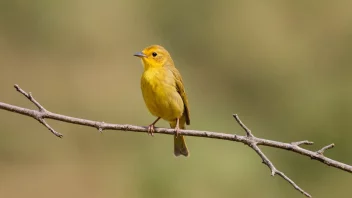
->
(147, 125), (155, 136)
(175, 126), (180, 138)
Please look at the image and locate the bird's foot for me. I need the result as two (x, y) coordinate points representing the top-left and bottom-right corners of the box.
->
(147, 124), (155, 136)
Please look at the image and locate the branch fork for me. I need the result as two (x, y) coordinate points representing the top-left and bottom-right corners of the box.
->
(1, 85), (351, 198)
(233, 114), (311, 197)
(14, 84), (63, 138)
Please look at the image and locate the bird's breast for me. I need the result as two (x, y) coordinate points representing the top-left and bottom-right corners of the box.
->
(141, 68), (184, 121)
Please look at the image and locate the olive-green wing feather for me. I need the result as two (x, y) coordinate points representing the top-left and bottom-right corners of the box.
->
(170, 67), (190, 125)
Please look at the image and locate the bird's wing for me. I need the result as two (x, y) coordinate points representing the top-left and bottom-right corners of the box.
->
(170, 67), (190, 125)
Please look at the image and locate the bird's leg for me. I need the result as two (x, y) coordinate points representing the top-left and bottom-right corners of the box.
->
(174, 118), (180, 137)
(147, 117), (160, 136)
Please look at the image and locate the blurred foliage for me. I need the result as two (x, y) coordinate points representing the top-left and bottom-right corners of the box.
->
(0, 0), (352, 197)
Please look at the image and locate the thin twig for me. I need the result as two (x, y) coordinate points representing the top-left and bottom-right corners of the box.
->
(252, 143), (311, 197)
(1, 85), (352, 197)
(233, 114), (253, 137)
(14, 84), (46, 111)
(291, 140), (314, 146)
(38, 118), (63, 138)
(317, 143), (335, 155)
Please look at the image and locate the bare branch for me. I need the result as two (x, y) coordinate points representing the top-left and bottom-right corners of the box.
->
(13, 84), (63, 137)
(291, 140), (314, 146)
(251, 143), (312, 197)
(1, 85), (352, 198)
(233, 114), (253, 137)
(235, 115), (311, 197)
(317, 143), (335, 155)
(38, 118), (63, 138)
(14, 84), (46, 111)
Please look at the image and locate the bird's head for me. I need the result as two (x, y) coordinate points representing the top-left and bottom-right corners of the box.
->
(134, 45), (174, 70)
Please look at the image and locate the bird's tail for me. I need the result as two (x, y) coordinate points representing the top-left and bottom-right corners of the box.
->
(170, 116), (189, 157)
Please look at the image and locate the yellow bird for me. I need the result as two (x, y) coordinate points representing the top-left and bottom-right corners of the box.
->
(134, 45), (190, 157)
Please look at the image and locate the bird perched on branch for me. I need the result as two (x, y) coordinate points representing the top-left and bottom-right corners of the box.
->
(134, 45), (190, 157)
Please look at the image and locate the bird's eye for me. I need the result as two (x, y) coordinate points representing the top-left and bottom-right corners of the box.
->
(152, 52), (157, 57)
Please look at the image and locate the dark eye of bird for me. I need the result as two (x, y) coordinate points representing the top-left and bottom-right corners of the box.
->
(152, 52), (157, 57)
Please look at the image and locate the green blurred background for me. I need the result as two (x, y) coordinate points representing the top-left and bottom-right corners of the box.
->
(0, 0), (351, 197)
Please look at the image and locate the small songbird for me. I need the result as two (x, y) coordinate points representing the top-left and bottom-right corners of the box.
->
(134, 45), (190, 157)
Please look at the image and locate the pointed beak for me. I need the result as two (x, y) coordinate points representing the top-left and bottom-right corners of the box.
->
(134, 52), (146, 58)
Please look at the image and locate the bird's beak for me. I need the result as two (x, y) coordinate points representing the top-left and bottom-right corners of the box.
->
(134, 52), (146, 58)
